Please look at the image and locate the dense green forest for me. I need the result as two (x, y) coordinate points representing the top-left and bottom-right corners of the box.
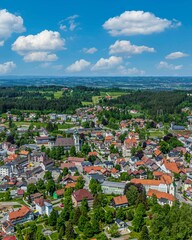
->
(103, 91), (187, 115)
(0, 86), (190, 121)
(0, 86), (100, 114)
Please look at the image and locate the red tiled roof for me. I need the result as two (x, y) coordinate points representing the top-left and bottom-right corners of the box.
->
(160, 174), (173, 185)
(131, 178), (162, 186)
(65, 182), (76, 188)
(88, 151), (98, 156)
(64, 174), (80, 182)
(19, 150), (29, 155)
(3, 236), (16, 240)
(153, 171), (164, 177)
(83, 166), (102, 173)
(17, 189), (24, 195)
(154, 149), (162, 156)
(9, 206), (31, 221)
(113, 195), (128, 205)
(164, 159), (180, 174)
(34, 198), (50, 207)
(60, 162), (75, 169)
(68, 157), (85, 163)
(148, 189), (175, 202)
(72, 189), (93, 202)
(55, 189), (65, 196)
(105, 136), (113, 141)
(111, 168), (119, 174)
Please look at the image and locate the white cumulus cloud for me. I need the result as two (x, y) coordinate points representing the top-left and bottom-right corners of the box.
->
(0, 9), (25, 45)
(92, 56), (122, 71)
(83, 47), (98, 54)
(0, 61), (16, 74)
(103, 11), (181, 36)
(12, 30), (65, 62)
(109, 40), (155, 55)
(24, 52), (58, 62)
(157, 61), (183, 70)
(165, 51), (189, 60)
(12, 30), (65, 53)
(66, 59), (91, 72)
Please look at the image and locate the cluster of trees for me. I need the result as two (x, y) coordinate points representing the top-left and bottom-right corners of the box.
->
(160, 133), (183, 154)
(149, 202), (192, 239)
(16, 222), (46, 240)
(47, 188), (108, 240)
(103, 90), (187, 120)
(97, 108), (132, 130)
(27, 171), (56, 199)
(0, 86), (100, 114)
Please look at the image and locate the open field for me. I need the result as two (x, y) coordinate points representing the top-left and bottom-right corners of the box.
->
(100, 91), (128, 98)
(92, 95), (101, 104)
(90, 91), (127, 105)
(54, 91), (63, 99)
(148, 129), (165, 138)
(82, 101), (93, 106)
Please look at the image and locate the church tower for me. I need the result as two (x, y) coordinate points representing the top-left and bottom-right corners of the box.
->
(73, 130), (80, 152)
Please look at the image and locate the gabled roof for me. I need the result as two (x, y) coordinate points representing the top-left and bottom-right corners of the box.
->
(64, 174), (79, 182)
(55, 137), (74, 147)
(55, 189), (65, 196)
(60, 162), (75, 169)
(148, 189), (175, 202)
(88, 151), (98, 156)
(72, 189), (93, 202)
(34, 198), (51, 207)
(9, 206), (31, 221)
(83, 166), (102, 173)
(113, 195), (128, 205)
(68, 157), (85, 163)
(163, 159), (180, 174)
(131, 178), (162, 186)
(65, 182), (76, 188)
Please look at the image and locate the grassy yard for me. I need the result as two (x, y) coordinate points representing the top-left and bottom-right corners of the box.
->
(92, 95), (101, 104)
(58, 123), (75, 129)
(82, 101), (93, 106)
(148, 129), (165, 138)
(4, 121), (47, 128)
(54, 91), (63, 99)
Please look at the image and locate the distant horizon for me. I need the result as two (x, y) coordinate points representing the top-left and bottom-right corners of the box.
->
(1, 75), (192, 78)
(0, 76), (191, 90)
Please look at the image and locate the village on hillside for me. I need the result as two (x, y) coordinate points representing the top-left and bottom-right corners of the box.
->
(0, 103), (192, 240)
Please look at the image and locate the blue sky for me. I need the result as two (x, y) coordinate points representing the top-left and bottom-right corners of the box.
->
(0, 0), (191, 76)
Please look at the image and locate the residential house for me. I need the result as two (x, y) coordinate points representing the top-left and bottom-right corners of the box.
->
(8, 206), (34, 225)
(53, 189), (65, 199)
(68, 157), (85, 166)
(115, 218), (128, 231)
(147, 189), (175, 206)
(40, 159), (54, 171)
(0, 164), (12, 177)
(72, 189), (94, 208)
(34, 198), (53, 216)
(31, 152), (47, 162)
(2, 221), (14, 234)
(112, 195), (128, 208)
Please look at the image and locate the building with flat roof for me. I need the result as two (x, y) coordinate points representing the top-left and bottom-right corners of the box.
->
(101, 181), (126, 195)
